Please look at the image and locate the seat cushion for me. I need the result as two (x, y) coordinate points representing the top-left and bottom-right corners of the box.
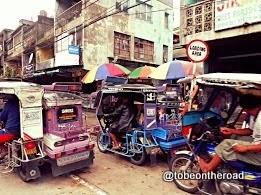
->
(159, 136), (187, 150)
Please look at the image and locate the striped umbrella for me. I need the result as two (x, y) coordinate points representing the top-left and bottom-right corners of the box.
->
(149, 60), (194, 80)
(129, 66), (156, 79)
(82, 63), (130, 84)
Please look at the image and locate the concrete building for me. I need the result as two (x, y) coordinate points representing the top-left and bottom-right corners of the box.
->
(54, 0), (174, 78)
(4, 19), (34, 77)
(179, 0), (261, 73)
(4, 12), (54, 78)
(0, 29), (13, 76)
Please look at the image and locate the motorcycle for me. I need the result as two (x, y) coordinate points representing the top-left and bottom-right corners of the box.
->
(169, 73), (261, 194)
(170, 117), (261, 194)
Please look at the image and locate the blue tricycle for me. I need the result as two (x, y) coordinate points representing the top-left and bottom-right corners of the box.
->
(95, 84), (187, 165)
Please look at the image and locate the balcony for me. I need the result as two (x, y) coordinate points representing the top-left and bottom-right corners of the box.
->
(55, 1), (82, 29)
(23, 26), (37, 49)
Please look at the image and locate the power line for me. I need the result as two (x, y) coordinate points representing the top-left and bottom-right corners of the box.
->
(125, 8), (173, 16)
(55, 0), (151, 42)
(25, 0), (151, 54)
(23, 0), (130, 55)
(55, 0), (129, 36)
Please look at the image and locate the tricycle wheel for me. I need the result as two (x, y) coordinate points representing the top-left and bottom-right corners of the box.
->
(97, 131), (110, 153)
(169, 154), (201, 193)
(17, 162), (41, 182)
(130, 143), (147, 166)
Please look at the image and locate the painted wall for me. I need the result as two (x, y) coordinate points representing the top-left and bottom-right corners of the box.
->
(55, 0), (174, 70)
(180, 0), (261, 45)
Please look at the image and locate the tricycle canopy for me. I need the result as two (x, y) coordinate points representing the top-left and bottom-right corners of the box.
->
(196, 73), (261, 97)
(0, 81), (44, 107)
(183, 73), (261, 127)
(0, 81), (44, 140)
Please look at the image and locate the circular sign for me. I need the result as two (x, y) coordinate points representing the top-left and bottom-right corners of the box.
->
(186, 39), (209, 63)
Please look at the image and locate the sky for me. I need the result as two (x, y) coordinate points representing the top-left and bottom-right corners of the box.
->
(0, 0), (180, 31)
(0, 0), (54, 31)
(173, 0), (181, 28)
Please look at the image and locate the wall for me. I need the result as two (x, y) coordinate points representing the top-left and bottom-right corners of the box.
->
(180, 0), (261, 45)
(36, 47), (54, 62)
(82, 0), (174, 70)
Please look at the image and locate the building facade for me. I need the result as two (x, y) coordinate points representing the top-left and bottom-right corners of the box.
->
(179, 0), (261, 73)
(54, 0), (174, 75)
(2, 13), (54, 78)
(0, 29), (13, 76)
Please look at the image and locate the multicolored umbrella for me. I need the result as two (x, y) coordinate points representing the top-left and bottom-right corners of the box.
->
(82, 63), (130, 84)
(149, 60), (194, 80)
(129, 66), (156, 79)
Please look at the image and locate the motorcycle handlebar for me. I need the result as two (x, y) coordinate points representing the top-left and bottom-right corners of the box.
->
(197, 131), (211, 141)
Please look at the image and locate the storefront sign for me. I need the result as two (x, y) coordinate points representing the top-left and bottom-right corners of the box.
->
(215, 0), (261, 31)
(186, 39), (209, 62)
(68, 45), (80, 55)
(23, 64), (34, 78)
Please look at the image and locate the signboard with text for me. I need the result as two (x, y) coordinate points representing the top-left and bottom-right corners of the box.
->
(68, 45), (80, 55)
(186, 39), (209, 63)
(215, 0), (261, 31)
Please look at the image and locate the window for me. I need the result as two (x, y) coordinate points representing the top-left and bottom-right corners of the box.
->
(136, 0), (152, 22)
(193, 86), (214, 111)
(134, 38), (154, 61)
(56, 28), (82, 53)
(69, 26), (83, 46)
(185, 0), (205, 6)
(164, 13), (169, 29)
(13, 32), (22, 46)
(6, 40), (13, 50)
(163, 45), (168, 63)
(116, 0), (129, 12)
(114, 32), (131, 59)
(57, 107), (78, 123)
(209, 90), (233, 115)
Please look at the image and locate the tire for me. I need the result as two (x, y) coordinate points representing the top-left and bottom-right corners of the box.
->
(17, 163), (40, 182)
(130, 141), (147, 166)
(97, 131), (110, 153)
(169, 154), (201, 193)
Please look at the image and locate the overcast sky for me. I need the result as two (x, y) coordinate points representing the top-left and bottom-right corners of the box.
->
(0, 0), (180, 31)
(0, 0), (54, 31)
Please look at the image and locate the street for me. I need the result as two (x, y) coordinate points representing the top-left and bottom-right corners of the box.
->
(0, 112), (187, 195)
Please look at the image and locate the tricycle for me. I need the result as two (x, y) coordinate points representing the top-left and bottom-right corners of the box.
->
(169, 73), (261, 194)
(95, 84), (186, 165)
(0, 81), (94, 182)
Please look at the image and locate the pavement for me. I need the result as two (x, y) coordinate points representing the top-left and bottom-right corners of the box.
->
(0, 112), (188, 195)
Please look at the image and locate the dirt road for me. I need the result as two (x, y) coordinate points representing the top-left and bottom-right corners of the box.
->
(0, 112), (187, 195)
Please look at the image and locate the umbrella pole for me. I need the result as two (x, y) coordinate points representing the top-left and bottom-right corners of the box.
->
(188, 63), (197, 111)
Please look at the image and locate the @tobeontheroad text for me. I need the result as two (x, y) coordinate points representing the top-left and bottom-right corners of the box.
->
(162, 171), (244, 182)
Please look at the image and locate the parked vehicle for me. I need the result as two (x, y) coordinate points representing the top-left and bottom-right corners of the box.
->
(169, 73), (261, 194)
(0, 81), (94, 182)
(96, 84), (186, 165)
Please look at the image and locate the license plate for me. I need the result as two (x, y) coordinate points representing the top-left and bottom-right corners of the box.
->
(57, 151), (90, 167)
